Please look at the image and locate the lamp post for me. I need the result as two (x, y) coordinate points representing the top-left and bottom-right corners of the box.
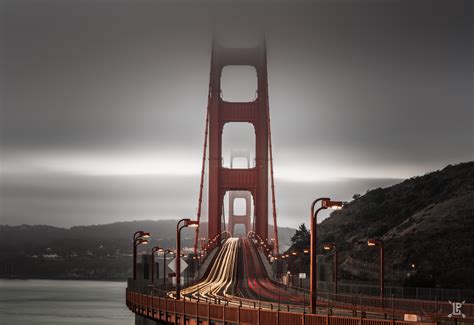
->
(151, 246), (162, 283)
(133, 231), (150, 280)
(192, 255), (200, 277)
(310, 198), (343, 314)
(291, 251), (297, 284)
(176, 218), (199, 300)
(162, 249), (174, 291)
(323, 243), (338, 294)
(368, 239), (384, 298)
(280, 254), (288, 283)
(301, 248), (309, 287)
(303, 247), (309, 260)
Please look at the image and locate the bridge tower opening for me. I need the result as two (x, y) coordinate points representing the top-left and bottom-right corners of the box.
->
(207, 39), (271, 245)
(227, 150), (253, 237)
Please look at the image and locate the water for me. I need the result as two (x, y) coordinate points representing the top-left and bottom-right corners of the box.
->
(0, 279), (134, 325)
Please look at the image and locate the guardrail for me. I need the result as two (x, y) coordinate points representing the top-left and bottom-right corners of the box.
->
(126, 289), (440, 325)
(283, 279), (474, 302)
(249, 278), (474, 321)
(131, 281), (473, 323)
(320, 291), (473, 322)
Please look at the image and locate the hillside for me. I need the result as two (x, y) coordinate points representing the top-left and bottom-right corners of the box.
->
(318, 162), (474, 289)
(0, 220), (295, 280)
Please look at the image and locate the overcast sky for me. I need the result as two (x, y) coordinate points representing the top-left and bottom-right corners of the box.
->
(1, 0), (472, 229)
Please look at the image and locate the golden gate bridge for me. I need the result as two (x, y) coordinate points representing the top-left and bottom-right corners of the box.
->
(125, 37), (473, 325)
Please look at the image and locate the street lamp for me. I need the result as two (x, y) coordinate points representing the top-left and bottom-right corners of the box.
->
(291, 251), (297, 277)
(134, 230), (151, 241)
(133, 231), (150, 280)
(301, 248), (310, 279)
(323, 243), (338, 294)
(162, 249), (174, 291)
(368, 239), (384, 298)
(310, 198), (343, 314)
(151, 246), (162, 283)
(176, 218), (198, 300)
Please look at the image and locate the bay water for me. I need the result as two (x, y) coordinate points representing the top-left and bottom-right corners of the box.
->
(0, 279), (134, 325)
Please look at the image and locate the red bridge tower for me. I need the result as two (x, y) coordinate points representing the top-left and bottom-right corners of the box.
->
(207, 40), (271, 244)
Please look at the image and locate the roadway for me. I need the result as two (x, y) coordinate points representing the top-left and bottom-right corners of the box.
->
(180, 237), (240, 300)
(180, 237), (305, 310)
(179, 237), (387, 317)
(235, 238), (304, 305)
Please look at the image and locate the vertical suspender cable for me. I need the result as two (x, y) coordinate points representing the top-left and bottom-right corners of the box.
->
(222, 200), (226, 232)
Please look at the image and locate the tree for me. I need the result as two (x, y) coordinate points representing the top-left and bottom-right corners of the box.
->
(290, 223), (310, 251)
(287, 223), (311, 274)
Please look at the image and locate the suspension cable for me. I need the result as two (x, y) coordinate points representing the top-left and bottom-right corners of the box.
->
(194, 99), (210, 254)
(267, 101), (279, 254)
(264, 44), (280, 255)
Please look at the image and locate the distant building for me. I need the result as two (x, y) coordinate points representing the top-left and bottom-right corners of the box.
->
(42, 254), (63, 260)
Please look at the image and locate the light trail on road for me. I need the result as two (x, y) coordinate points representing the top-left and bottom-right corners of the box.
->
(238, 237), (304, 305)
(178, 236), (306, 311)
(180, 237), (239, 301)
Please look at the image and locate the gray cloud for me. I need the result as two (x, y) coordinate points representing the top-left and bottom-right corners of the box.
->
(1, 0), (472, 227)
(1, 170), (400, 227)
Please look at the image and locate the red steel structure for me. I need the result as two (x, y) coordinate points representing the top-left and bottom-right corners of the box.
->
(193, 99), (210, 254)
(199, 38), (279, 251)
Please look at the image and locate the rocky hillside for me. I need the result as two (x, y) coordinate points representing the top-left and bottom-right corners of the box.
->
(318, 162), (474, 289)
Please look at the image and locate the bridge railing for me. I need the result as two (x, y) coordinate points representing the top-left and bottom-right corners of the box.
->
(128, 279), (473, 323)
(286, 279), (474, 302)
(126, 289), (441, 325)
(279, 284), (474, 321)
(320, 290), (473, 321)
